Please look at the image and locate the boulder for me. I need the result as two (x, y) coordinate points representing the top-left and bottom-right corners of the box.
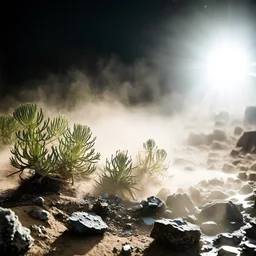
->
(32, 197), (44, 206)
(240, 241), (256, 256)
(200, 221), (221, 236)
(222, 163), (235, 173)
(29, 208), (49, 221)
(166, 193), (196, 217)
(218, 245), (240, 256)
(208, 178), (225, 187)
(213, 129), (227, 142)
(121, 243), (133, 255)
(214, 233), (243, 247)
(215, 111), (229, 123)
(236, 131), (256, 153)
(198, 201), (243, 227)
(239, 184), (253, 195)
(234, 126), (243, 136)
(67, 212), (108, 235)
(189, 187), (201, 205)
(237, 172), (247, 181)
(248, 173), (256, 181)
(150, 218), (201, 249)
(0, 207), (33, 255)
(245, 219), (256, 240)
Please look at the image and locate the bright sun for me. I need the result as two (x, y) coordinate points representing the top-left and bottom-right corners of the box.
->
(207, 45), (248, 87)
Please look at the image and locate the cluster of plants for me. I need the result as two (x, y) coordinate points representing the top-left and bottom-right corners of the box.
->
(1, 103), (170, 199)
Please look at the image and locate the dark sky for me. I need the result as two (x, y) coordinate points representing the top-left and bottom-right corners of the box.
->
(2, 0), (256, 96)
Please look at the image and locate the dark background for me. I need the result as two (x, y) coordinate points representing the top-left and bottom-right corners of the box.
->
(1, 0), (256, 99)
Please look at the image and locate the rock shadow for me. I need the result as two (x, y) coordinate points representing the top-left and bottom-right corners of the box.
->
(43, 231), (104, 256)
(143, 240), (200, 256)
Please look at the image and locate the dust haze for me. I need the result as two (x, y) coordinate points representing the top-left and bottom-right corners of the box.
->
(0, 56), (255, 199)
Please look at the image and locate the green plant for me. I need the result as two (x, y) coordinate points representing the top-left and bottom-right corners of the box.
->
(9, 103), (100, 184)
(0, 115), (20, 145)
(95, 150), (138, 199)
(136, 139), (169, 177)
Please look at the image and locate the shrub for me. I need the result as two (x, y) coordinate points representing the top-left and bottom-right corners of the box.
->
(9, 103), (100, 184)
(95, 150), (138, 199)
(136, 139), (169, 177)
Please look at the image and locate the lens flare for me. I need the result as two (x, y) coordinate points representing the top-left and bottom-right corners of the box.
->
(206, 45), (248, 87)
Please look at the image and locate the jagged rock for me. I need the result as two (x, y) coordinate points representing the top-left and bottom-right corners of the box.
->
(245, 219), (256, 239)
(156, 188), (170, 201)
(234, 126), (243, 136)
(198, 201), (243, 227)
(230, 149), (240, 157)
(132, 196), (165, 216)
(67, 212), (108, 235)
(33, 197), (44, 206)
(236, 131), (256, 153)
(237, 172), (247, 181)
(150, 218), (201, 249)
(0, 207), (34, 255)
(214, 233), (243, 247)
(244, 106), (256, 125)
(240, 241), (256, 256)
(222, 163), (235, 173)
(92, 200), (110, 216)
(29, 208), (49, 221)
(166, 193), (196, 217)
(207, 190), (229, 200)
(239, 184), (253, 195)
(112, 247), (118, 253)
(213, 129), (227, 142)
(218, 245), (240, 256)
(200, 221), (220, 236)
(246, 153), (254, 160)
(248, 173), (256, 181)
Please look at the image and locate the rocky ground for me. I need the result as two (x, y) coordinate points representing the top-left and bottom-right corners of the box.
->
(0, 114), (256, 256)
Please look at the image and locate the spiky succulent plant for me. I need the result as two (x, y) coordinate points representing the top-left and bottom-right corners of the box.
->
(95, 150), (138, 199)
(137, 139), (169, 177)
(9, 103), (100, 184)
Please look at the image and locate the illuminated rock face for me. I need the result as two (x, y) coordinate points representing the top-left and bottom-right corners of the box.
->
(150, 218), (201, 249)
(198, 201), (243, 227)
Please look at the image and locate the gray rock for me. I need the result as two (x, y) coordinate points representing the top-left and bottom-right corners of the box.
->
(33, 197), (44, 206)
(240, 241), (256, 256)
(239, 184), (253, 195)
(218, 245), (240, 256)
(245, 219), (256, 240)
(0, 207), (34, 255)
(222, 163), (235, 173)
(208, 178), (225, 187)
(234, 126), (243, 136)
(214, 233), (243, 247)
(67, 212), (108, 235)
(198, 201), (243, 226)
(248, 173), (256, 181)
(213, 129), (227, 142)
(187, 133), (206, 146)
(29, 208), (49, 221)
(166, 193), (196, 217)
(244, 106), (256, 125)
(92, 200), (110, 216)
(150, 218), (201, 249)
(237, 172), (247, 181)
(200, 221), (220, 236)
(189, 186), (201, 205)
